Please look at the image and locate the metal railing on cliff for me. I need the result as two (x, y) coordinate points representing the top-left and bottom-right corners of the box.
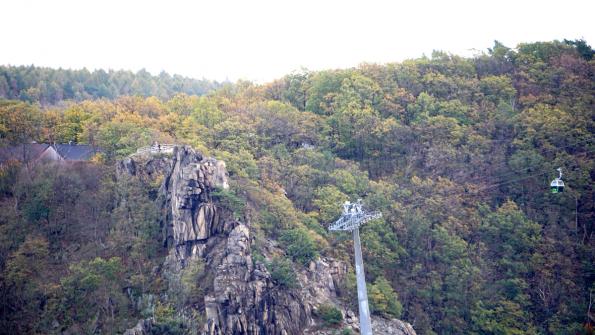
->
(135, 144), (176, 155)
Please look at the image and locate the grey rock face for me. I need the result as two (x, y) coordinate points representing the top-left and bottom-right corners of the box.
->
(371, 318), (417, 335)
(309, 316), (416, 335)
(161, 148), (229, 250)
(203, 224), (333, 335)
(120, 146), (230, 261)
(120, 145), (415, 335)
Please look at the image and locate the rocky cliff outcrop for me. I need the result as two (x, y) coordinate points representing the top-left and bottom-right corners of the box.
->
(118, 146), (233, 268)
(120, 145), (416, 335)
(204, 224), (309, 334)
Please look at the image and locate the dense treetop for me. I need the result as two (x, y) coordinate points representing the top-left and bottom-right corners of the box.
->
(0, 66), (220, 104)
(0, 39), (593, 334)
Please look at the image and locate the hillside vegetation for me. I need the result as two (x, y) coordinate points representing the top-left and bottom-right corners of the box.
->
(0, 40), (593, 334)
(0, 66), (219, 105)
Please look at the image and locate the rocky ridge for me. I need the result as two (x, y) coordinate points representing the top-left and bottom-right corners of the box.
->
(120, 145), (416, 335)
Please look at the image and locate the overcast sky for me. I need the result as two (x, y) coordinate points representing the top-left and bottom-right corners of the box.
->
(1, 0), (593, 82)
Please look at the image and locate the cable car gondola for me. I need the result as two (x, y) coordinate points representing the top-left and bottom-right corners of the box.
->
(550, 168), (565, 193)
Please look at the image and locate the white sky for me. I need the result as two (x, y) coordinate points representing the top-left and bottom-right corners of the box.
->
(1, 0), (593, 82)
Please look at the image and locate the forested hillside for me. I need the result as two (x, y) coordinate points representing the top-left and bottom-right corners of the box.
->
(0, 66), (220, 105)
(0, 40), (593, 334)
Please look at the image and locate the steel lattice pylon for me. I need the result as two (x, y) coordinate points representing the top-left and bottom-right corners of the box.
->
(329, 200), (381, 335)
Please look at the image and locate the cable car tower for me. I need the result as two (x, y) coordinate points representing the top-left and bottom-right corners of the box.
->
(329, 199), (382, 335)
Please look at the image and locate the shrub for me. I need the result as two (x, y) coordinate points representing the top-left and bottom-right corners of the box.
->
(152, 302), (184, 335)
(318, 304), (343, 326)
(181, 259), (206, 303)
(280, 228), (319, 266)
(212, 187), (245, 219)
(369, 276), (403, 318)
(313, 185), (348, 223)
(267, 257), (297, 288)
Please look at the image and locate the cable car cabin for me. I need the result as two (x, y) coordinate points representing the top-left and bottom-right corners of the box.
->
(550, 178), (565, 193)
